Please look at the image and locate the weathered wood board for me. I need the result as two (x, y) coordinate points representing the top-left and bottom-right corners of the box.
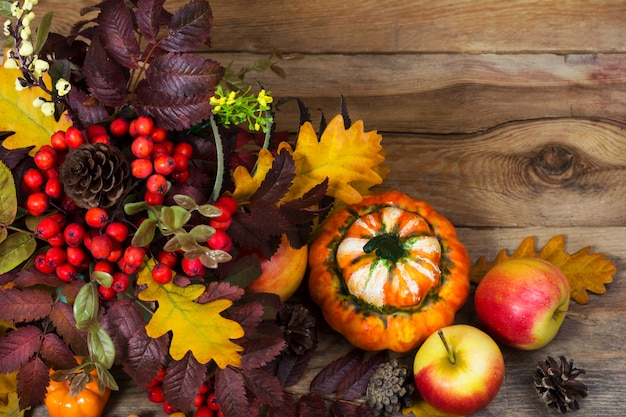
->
(20, 0), (626, 416)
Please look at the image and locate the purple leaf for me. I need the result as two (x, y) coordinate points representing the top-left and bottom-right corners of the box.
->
(225, 302), (264, 338)
(310, 349), (364, 395)
(336, 351), (388, 401)
(97, 0), (141, 68)
(136, 0), (167, 42)
(49, 303), (88, 356)
(40, 333), (78, 370)
(215, 367), (249, 417)
(272, 350), (314, 388)
(16, 356), (49, 410)
(123, 327), (169, 387)
(240, 336), (286, 371)
(251, 149), (296, 204)
(162, 351), (207, 412)
(0, 326), (42, 373)
(83, 33), (130, 107)
(242, 369), (284, 408)
(197, 280), (245, 304)
(158, 0), (213, 52)
(101, 299), (145, 363)
(331, 400), (359, 417)
(298, 394), (327, 417)
(0, 288), (53, 323)
(269, 392), (297, 417)
(145, 53), (223, 97)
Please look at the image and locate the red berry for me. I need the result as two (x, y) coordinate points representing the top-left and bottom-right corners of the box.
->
(172, 153), (188, 172)
(44, 247), (66, 267)
(131, 136), (154, 159)
(112, 272), (130, 292)
(157, 251), (178, 268)
(146, 385), (164, 403)
(119, 246), (146, 274)
(47, 232), (65, 247)
(171, 169), (189, 184)
(90, 235), (113, 260)
(209, 218), (231, 231)
(66, 246), (88, 267)
(151, 263), (173, 284)
(153, 154), (175, 176)
(85, 207), (109, 228)
(33, 146), (57, 171)
(34, 253), (55, 274)
(181, 257), (205, 277)
(42, 168), (59, 181)
(206, 393), (220, 411)
(105, 222), (129, 243)
(50, 131), (67, 151)
(23, 168), (44, 190)
(211, 201), (234, 222)
(217, 195), (238, 215)
(144, 190), (164, 206)
(131, 158), (153, 179)
(194, 405), (214, 417)
(151, 143), (170, 158)
(44, 177), (63, 199)
(26, 192), (49, 216)
(63, 223), (86, 247)
(207, 229), (232, 251)
(64, 126), (86, 149)
(36, 217), (61, 239)
(90, 134), (111, 145)
(98, 284), (116, 301)
(106, 240), (123, 263)
(109, 118), (130, 137)
(134, 116), (155, 137)
(194, 393), (207, 408)
(174, 142), (193, 159)
(56, 263), (77, 282)
(94, 260), (115, 274)
(151, 126), (168, 143)
(146, 174), (168, 195)
(87, 124), (107, 139)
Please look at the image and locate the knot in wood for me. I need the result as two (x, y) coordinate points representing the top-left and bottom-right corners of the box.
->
(532, 145), (577, 183)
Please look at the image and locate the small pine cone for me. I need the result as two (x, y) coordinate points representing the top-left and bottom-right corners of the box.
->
(366, 359), (415, 416)
(276, 304), (318, 355)
(533, 355), (588, 413)
(60, 143), (131, 209)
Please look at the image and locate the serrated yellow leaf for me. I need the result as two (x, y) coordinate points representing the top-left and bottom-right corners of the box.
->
(0, 372), (25, 417)
(137, 261), (244, 368)
(0, 49), (72, 155)
(402, 395), (463, 417)
(231, 147), (278, 202)
(286, 115), (385, 204)
(469, 235), (615, 304)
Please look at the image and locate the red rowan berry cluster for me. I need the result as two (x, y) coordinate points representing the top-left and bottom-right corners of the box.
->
(146, 369), (224, 417)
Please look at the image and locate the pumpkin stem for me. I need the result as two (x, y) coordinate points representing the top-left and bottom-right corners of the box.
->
(362, 233), (404, 262)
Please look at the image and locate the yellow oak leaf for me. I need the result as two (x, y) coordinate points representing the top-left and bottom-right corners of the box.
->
(0, 371), (26, 417)
(286, 114), (385, 204)
(470, 235), (615, 304)
(231, 147), (277, 202)
(0, 49), (72, 155)
(402, 395), (463, 417)
(137, 262), (244, 368)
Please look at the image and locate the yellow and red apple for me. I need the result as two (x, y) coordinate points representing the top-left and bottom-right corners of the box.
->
(246, 234), (308, 302)
(474, 257), (570, 350)
(413, 324), (505, 415)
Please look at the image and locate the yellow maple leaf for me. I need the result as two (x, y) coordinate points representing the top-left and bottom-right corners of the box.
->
(470, 235), (616, 304)
(0, 49), (73, 155)
(137, 262), (244, 368)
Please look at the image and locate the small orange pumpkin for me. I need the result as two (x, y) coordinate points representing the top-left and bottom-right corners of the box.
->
(308, 190), (470, 352)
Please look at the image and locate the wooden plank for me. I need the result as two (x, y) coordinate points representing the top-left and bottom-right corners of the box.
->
(208, 53), (626, 133)
(35, 0), (626, 53)
(27, 226), (626, 417)
(378, 118), (626, 227)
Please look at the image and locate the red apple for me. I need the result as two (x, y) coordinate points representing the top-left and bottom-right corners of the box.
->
(413, 324), (505, 415)
(246, 234), (308, 302)
(474, 257), (570, 350)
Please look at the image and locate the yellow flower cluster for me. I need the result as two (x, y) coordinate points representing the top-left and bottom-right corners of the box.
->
(209, 85), (274, 132)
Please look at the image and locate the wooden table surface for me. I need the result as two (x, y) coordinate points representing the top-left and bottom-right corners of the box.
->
(19, 1), (626, 416)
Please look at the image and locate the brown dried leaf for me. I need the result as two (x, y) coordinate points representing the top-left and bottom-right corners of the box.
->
(470, 235), (616, 304)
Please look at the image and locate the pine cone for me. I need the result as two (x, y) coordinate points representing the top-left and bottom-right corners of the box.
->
(366, 359), (415, 416)
(60, 143), (131, 209)
(533, 355), (588, 413)
(276, 303), (318, 355)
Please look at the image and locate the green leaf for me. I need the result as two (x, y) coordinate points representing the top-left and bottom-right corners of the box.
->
(173, 194), (197, 210)
(160, 206), (191, 231)
(0, 227), (8, 245)
(73, 282), (98, 324)
(34, 12), (53, 54)
(176, 231), (201, 252)
(124, 201), (149, 215)
(0, 1), (12, 18)
(197, 204), (221, 218)
(75, 318), (100, 332)
(189, 224), (215, 243)
(89, 327), (116, 369)
(0, 160), (17, 225)
(0, 232), (36, 274)
(95, 362), (119, 392)
(131, 217), (157, 247)
(92, 270), (113, 288)
(163, 235), (181, 252)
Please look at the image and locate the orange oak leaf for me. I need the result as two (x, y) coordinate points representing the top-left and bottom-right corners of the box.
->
(1, 50), (73, 155)
(137, 261), (244, 368)
(470, 235), (615, 304)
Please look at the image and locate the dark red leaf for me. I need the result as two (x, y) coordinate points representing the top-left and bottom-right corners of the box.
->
(12, 268), (64, 288)
(331, 400), (358, 417)
(0, 140), (32, 170)
(16, 356), (49, 410)
(101, 299), (145, 362)
(145, 53), (223, 97)
(136, 0), (167, 42)
(269, 392), (298, 417)
(242, 369), (284, 408)
(83, 33), (130, 106)
(298, 394), (327, 417)
(162, 351), (207, 412)
(336, 351), (388, 401)
(0, 288), (53, 323)
(226, 302), (264, 338)
(355, 404), (377, 417)
(40, 333), (78, 370)
(158, 0), (213, 52)
(251, 149), (296, 205)
(273, 350), (314, 388)
(123, 327), (169, 387)
(310, 349), (364, 395)
(97, 0), (141, 68)
(48, 303), (88, 356)
(0, 326), (42, 373)
(240, 336), (286, 371)
(197, 280), (244, 304)
(215, 367), (249, 417)
(221, 253), (262, 288)
(66, 87), (112, 128)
